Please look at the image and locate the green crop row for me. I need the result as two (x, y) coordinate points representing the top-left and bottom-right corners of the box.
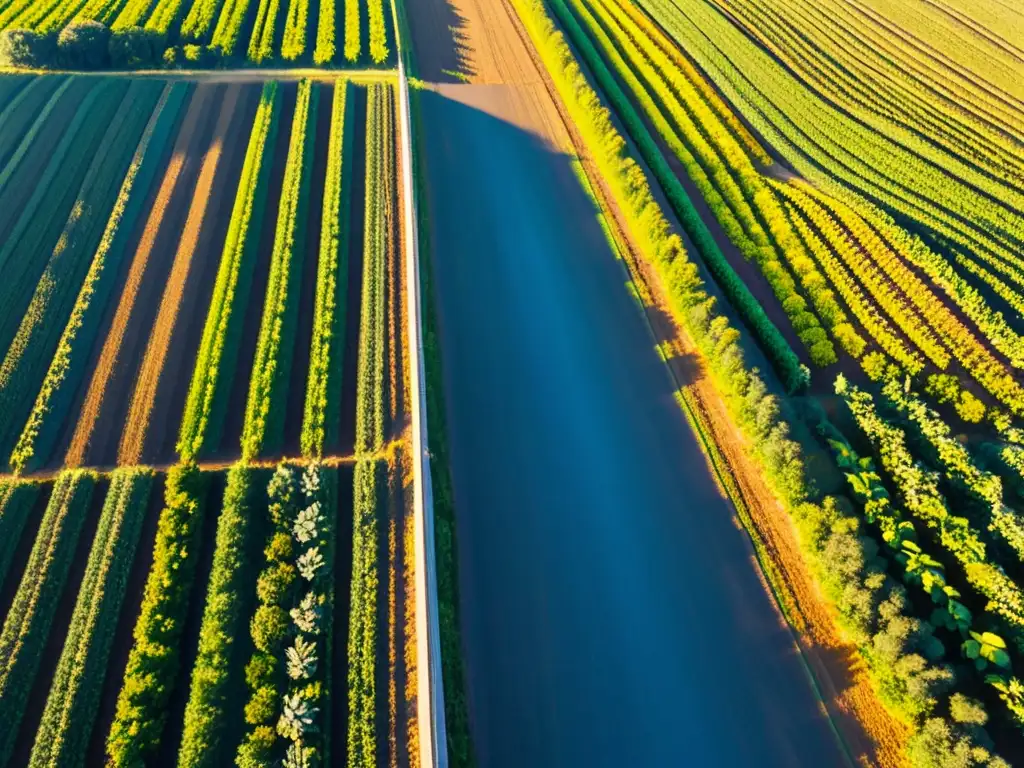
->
(0, 478), (42, 590)
(343, 0), (359, 62)
(241, 79), (318, 461)
(236, 463), (335, 767)
(29, 468), (154, 768)
(144, 0), (189, 33)
(0, 78), (62, 171)
(106, 464), (210, 767)
(180, 0), (225, 40)
(246, 0), (282, 63)
(634, 0), (1024, 300)
(301, 81), (352, 459)
(353, 82), (391, 457)
(9, 82), (188, 475)
(312, 0), (336, 64)
(837, 377), (1024, 653)
(210, 0), (249, 55)
(347, 457), (383, 765)
(546, 0), (808, 392)
(178, 81), (279, 462)
(0, 469), (98, 765)
(0, 77), (74, 206)
(569, 0), (840, 366)
(279, 0), (307, 60)
(0, 80), (161, 464)
(111, 0), (155, 31)
(0, 79), (123, 357)
(367, 0), (387, 63)
(178, 464), (263, 768)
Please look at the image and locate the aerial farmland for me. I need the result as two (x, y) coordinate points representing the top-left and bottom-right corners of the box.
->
(0, 0), (1021, 767)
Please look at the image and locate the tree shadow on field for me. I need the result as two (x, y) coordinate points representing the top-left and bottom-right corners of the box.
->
(405, 0), (477, 83)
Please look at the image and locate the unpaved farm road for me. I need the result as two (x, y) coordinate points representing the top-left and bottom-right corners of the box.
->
(406, 0), (850, 765)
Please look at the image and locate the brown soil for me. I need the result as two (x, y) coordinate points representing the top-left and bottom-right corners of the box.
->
(85, 472), (165, 765)
(336, 87), (368, 456)
(118, 84), (248, 466)
(9, 476), (108, 767)
(62, 84), (220, 469)
(284, 81), (334, 458)
(217, 82), (299, 460)
(137, 84), (263, 466)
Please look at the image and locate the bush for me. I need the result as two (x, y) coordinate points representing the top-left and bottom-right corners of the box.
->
(862, 351), (888, 381)
(236, 726), (275, 768)
(244, 685), (279, 725)
(256, 561), (296, 604)
(57, 21), (110, 69)
(251, 605), (289, 652)
(956, 391), (986, 424)
(809, 340), (837, 367)
(109, 27), (164, 69)
(0, 29), (57, 68)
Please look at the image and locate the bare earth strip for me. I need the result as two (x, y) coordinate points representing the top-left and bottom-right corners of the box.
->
(63, 85), (217, 468)
(118, 84), (246, 465)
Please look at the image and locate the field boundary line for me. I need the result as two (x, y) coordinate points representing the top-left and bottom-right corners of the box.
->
(390, 0), (449, 764)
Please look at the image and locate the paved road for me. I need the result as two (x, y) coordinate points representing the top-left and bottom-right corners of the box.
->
(416, 85), (848, 768)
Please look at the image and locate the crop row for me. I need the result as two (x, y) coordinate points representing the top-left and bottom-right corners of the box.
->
(836, 378), (1024, 653)
(0, 470), (97, 765)
(634, 0), (1024, 294)
(716, 0), (1023, 188)
(570, 0), (842, 366)
(346, 82), (393, 765)
(0, 79), (123, 361)
(177, 465), (262, 768)
(301, 82), (353, 459)
(0, 478), (42, 589)
(106, 464), (210, 767)
(0, 78), (66, 175)
(236, 463), (335, 767)
(825, 429), (1024, 733)
(178, 81), (280, 463)
(8, 82), (188, 475)
(241, 79), (317, 461)
(547, 0), (808, 392)
(29, 469), (154, 768)
(0, 80), (162, 465)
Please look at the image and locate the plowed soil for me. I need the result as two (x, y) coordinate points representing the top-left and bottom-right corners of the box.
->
(62, 84), (219, 469)
(118, 84), (254, 466)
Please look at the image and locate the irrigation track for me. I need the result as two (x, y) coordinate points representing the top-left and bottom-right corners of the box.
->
(1, 438), (411, 483)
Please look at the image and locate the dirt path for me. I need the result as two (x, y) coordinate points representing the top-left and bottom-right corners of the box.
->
(63, 84), (218, 468)
(118, 84), (246, 466)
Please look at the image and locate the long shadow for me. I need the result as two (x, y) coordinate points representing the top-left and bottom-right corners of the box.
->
(404, 0), (476, 83)
(417, 88), (852, 767)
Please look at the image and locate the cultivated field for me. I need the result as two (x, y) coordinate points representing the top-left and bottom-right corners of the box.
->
(0, 0), (391, 68)
(0, 72), (419, 767)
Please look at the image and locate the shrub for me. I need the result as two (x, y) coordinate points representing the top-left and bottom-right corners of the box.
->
(107, 465), (209, 767)
(109, 26), (164, 68)
(251, 604), (289, 652)
(0, 30), (58, 68)
(57, 20), (111, 68)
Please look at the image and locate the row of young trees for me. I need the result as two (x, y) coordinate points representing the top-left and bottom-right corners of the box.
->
(241, 80), (317, 461)
(7, 82), (189, 474)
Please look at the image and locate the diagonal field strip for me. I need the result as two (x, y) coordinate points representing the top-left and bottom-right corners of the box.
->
(64, 85), (215, 467)
(117, 85), (245, 465)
